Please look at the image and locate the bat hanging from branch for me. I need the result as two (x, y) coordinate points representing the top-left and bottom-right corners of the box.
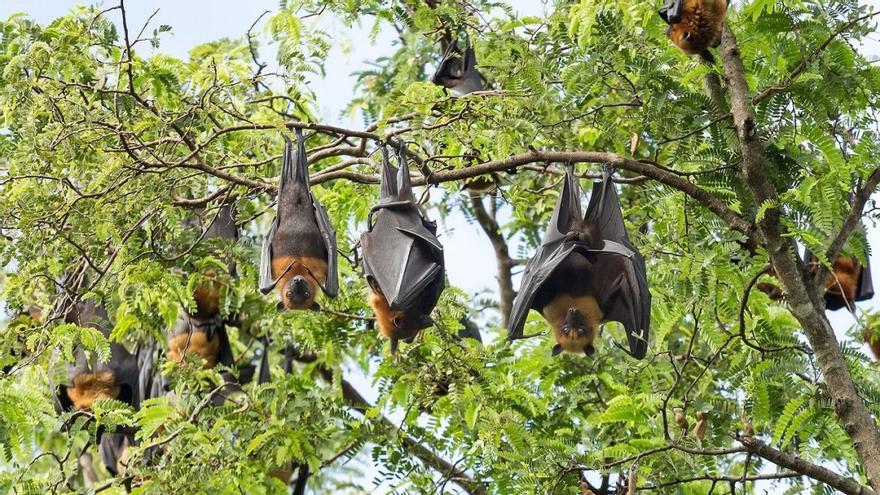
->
(55, 300), (143, 413)
(507, 165), (651, 359)
(658, 0), (729, 64)
(360, 147), (446, 353)
(432, 36), (485, 97)
(260, 128), (339, 311)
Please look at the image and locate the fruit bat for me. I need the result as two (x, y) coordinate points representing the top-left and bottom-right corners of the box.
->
(806, 252), (874, 311)
(507, 166), (651, 359)
(168, 201), (238, 370)
(55, 300), (142, 412)
(260, 129), (339, 311)
(360, 147), (445, 352)
(659, 0), (729, 64)
(99, 432), (133, 477)
(432, 39), (485, 97)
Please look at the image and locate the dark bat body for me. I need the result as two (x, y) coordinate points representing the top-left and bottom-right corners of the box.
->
(260, 129), (338, 311)
(361, 148), (445, 352)
(508, 166), (650, 359)
(807, 253), (874, 311)
(168, 201), (237, 370)
(56, 300), (142, 412)
(432, 40), (485, 97)
(99, 432), (133, 476)
(659, 0), (728, 64)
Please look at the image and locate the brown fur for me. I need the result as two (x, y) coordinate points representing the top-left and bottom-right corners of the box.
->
(666, 0), (728, 56)
(369, 288), (407, 340)
(66, 371), (119, 411)
(269, 465), (293, 483)
(824, 256), (860, 304)
(193, 269), (222, 318)
(542, 294), (603, 354)
(167, 331), (221, 368)
(272, 255), (328, 310)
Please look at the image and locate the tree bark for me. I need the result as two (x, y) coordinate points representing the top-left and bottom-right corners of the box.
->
(469, 194), (516, 326)
(718, 23), (880, 491)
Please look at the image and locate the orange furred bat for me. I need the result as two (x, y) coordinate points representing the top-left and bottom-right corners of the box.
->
(660, 0), (729, 64)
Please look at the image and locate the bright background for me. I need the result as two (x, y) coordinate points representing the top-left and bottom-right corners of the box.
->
(2, 0), (879, 492)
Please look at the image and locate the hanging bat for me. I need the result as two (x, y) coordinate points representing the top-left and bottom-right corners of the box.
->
(260, 129), (339, 311)
(360, 147), (445, 352)
(432, 39), (485, 97)
(507, 166), (651, 359)
(56, 300), (142, 412)
(168, 201), (238, 370)
(659, 0), (729, 64)
(99, 432), (133, 477)
(806, 252), (874, 311)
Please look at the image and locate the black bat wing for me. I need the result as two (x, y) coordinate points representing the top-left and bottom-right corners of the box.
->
(508, 165), (584, 339)
(431, 40), (485, 97)
(258, 216), (279, 295)
(584, 171), (650, 359)
(658, 0), (684, 24)
(99, 432), (133, 476)
(856, 255), (874, 302)
(363, 150), (444, 309)
(313, 199), (339, 297)
(137, 343), (166, 402)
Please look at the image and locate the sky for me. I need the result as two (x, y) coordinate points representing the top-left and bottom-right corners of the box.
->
(2, 0), (880, 492)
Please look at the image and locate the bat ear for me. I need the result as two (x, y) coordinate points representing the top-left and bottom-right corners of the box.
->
(584, 345), (595, 357)
(310, 301), (321, 312)
(276, 301), (286, 312)
(551, 344), (563, 357)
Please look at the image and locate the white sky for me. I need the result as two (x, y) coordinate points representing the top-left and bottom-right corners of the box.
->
(2, 0), (879, 492)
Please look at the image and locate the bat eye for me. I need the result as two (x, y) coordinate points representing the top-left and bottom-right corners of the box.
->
(392, 315), (403, 328)
(683, 31), (691, 40)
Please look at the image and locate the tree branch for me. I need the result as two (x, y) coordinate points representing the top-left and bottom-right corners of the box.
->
(718, 22), (880, 490)
(469, 194), (516, 326)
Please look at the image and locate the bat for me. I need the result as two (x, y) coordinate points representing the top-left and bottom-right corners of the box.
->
(360, 147), (445, 352)
(56, 300), (142, 412)
(167, 201), (237, 370)
(260, 129), (339, 311)
(432, 39), (485, 97)
(507, 165), (651, 359)
(99, 432), (133, 476)
(659, 0), (729, 64)
(806, 252), (874, 311)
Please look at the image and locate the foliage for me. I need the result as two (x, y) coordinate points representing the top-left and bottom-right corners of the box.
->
(0, 0), (879, 493)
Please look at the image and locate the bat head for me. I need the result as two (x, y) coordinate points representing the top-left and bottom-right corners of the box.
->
(666, 24), (699, 54)
(369, 285), (433, 347)
(193, 270), (223, 318)
(282, 274), (319, 311)
(546, 296), (601, 357)
(561, 307), (589, 339)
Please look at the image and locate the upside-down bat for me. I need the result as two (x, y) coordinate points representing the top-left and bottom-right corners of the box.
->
(507, 166), (651, 359)
(659, 0), (729, 64)
(432, 39), (485, 97)
(361, 147), (446, 353)
(99, 432), (133, 477)
(806, 252), (874, 311)
(167, 201), (237, 370)
(260, 129), (339, 311)
(56, 300), (142, 412)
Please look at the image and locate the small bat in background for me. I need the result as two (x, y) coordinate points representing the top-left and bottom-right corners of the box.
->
(806, 252), (874, 311)
(360, 147), (445, 353)
(260, 129), (339, 311)
(507, 165), (651, 359)
(432, 39), (485, 97)
(659, 0), (729, 64)
(55, 300), (142, 412)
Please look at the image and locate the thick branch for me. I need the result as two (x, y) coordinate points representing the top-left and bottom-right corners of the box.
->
(739, 437), (876, 495)
(719, 22), (880, 490)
